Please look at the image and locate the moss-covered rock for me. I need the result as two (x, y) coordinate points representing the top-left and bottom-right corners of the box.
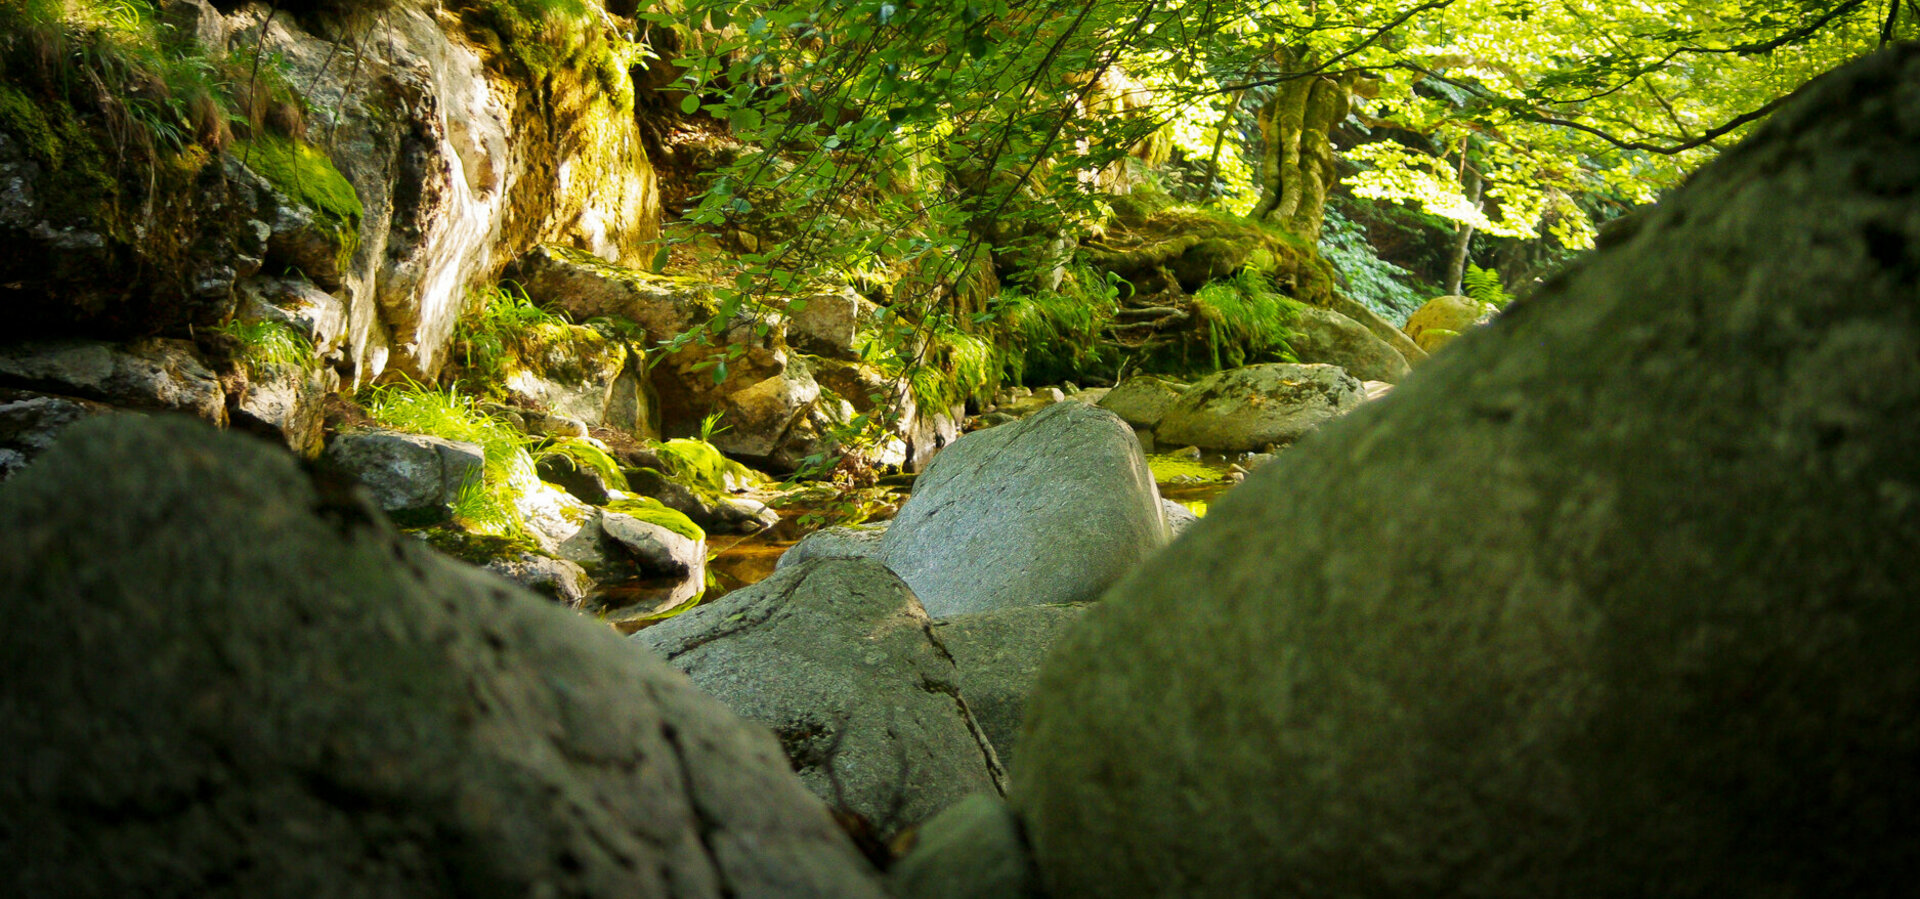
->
(1080, 206), (1334, 304)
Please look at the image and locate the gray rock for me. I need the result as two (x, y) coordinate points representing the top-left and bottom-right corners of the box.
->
(320, 430), (484, 524)
(1096, 375), (1185, 429)
(0, 338), (227, 425)
(1155, 362), (1363, 452)
(232, 363), (333, 458)
(0, 390), (116, 480)
(1325, 291), (1429, 367)
(777, 521), (891, 570)
(510, 244), (721, 345)
(601, 511), (706, 580)
(887, 795), (1043, 899)
(1160, 498), (1199, 535)
(879, 402), (1169, 617)
(1288, 305), (1414, 383)
(481, 551), (593, 606)
(239, 277), (349, 357)
(937, 604), (1088, 771)
(0, 416), (885, 898)
(712, 364), (821, 460)
(625, 467), (780, 535)
(1014, 46), (1920, 899)
(787, 286), (877, 358)
(636, 558), (1005, 841)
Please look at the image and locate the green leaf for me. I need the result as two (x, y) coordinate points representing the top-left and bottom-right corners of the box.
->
(680, 93), (700, 115)
(712, 358), (729, 384)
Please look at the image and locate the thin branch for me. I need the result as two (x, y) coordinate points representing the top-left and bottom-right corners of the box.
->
(1526, 92), (1793, 154)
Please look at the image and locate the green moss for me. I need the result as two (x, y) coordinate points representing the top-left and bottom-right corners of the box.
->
(234, 134), (363, 226)
(605, 496), (705, 542)
(413, 524), (545, 567)
(537, 437), (631, 492)
(654, 437), (758, 493)
(1148, 454), (1232, 484)
(0, 83), (119, 222)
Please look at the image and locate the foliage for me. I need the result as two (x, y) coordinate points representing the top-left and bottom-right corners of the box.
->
(990, 265), (1122, 386)
(1190, 269), (1301, 371)
(1461, 263), (1514, 310)
(451, 282), (574, 388)
(452, 0), (642, 110)
(364, 381), (538, 538)
(1317, 203), (1436, 321)
(232, 133), (363, 226)
(212, 318), (314, 374)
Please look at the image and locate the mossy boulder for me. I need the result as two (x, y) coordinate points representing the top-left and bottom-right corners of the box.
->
(1154, 363), (1364, 452)
(1081, 206), (1334, 303)
(1404, 293), (1493, 353)
(1014, 46), (1920, 898)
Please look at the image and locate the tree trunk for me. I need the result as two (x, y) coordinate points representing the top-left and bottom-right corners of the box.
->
(1444, 166), (1484, 296)
(1251, 49), (1353, 244)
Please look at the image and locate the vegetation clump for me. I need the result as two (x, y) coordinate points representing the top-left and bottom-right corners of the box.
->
(604, 495), (705, 542)
(364, 382), (538, 538)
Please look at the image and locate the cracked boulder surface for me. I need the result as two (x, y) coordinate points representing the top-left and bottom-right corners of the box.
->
(878, 401), (1170, 617)
(1015, 46), (1920, 899)
(635, 558), (1006, 843)
(0, 416), (883, 899)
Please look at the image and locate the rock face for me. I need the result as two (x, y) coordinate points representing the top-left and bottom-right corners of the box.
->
(0, 416), (884, 898)
(0, 339), (227, 425)
(1013, 47), (1920, 899)
(1287, 305), (1413, 383)
(879, 402), (1168, 617)
(936, 604), (1089, 772)
(1154, 362), (1363, 451)
(1095, 375), (1185, 429)
(635, 558), (1006, 841)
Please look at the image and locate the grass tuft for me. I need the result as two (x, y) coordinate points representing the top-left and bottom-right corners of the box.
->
(364, 381), (537, 537)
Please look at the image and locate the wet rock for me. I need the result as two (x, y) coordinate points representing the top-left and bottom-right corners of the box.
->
(777, 521), (891, 570)
(320, 430), (484, 525)
(1096, 375), (1185, 429)
(1287, 305), (1412, 383)
(481, 551), (592, 606)
(0, 338), (227, 425)
(1155, 363), (1363, 452)
(625, 467), (780, 535)
(1014, 47), (1920, 899)
(601, 511), (705, 580)
(0, 415), (885, 898)
(635, 558), (1006, 842)
(879, 402), (1168, 617)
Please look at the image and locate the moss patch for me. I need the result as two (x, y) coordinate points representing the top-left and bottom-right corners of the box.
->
(605, 496), (705, 542)
(1148, 454), (1233, 484)
(1082, 205), (1334, 305)
(413, 525), (546, 567)
(233, 135), (363, 226)
(0, 83), (120, 226)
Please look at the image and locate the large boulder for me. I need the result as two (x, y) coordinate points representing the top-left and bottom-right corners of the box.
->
(1013, 46), (1920, 899)
(1287, 305), (1413, 383)
(776, 521), (891, 570)
(1094, 375), (1185, 429)
(319, 429), (485, 526)
(878, 402), (1168, 617)
(635, 558), (1006, 841)
(0, 416), (885, 898)
(1403, 293), (1493, 352)
(936, 604), (1089, 772)
(1154, 362), (1364, 452)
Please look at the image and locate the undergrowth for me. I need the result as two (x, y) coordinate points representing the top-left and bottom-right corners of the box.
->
(451, 282), (575, 389)
(1190, 269), (1301, 370)
(213, 318), (313, 373)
